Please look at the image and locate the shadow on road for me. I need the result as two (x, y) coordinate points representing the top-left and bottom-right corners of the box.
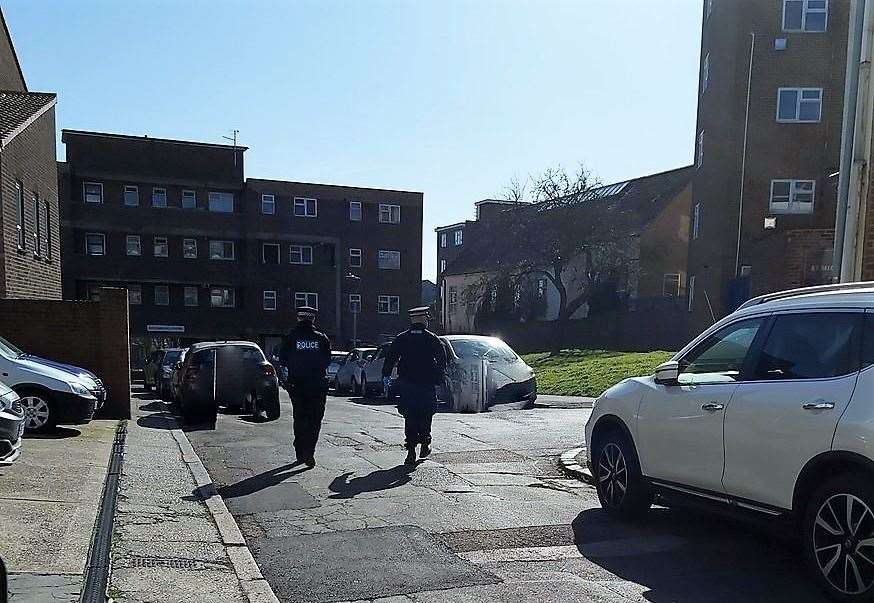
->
(217, 463), (311, 500)
(328, 465), (415, 499)
(139, 401), (174, 413)
(24, 426), (81, 439)
(136, 413), (178, 430)
(571, 507), (821, 602)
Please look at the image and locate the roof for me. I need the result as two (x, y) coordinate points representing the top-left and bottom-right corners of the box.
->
(442, 165), (694, 277)
(0, 90), (55, 148)
(0, 10), (25, 91)
(737, 282), (874, 314)
(188, 341), (260, 351)
(62, 129), (248, 151)
(247, 177), (422, 196)
(435, 222), (469, 232)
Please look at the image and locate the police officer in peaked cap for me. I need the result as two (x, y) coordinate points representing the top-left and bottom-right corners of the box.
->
(279, 305), (331, 468)
(382, 306), (447, 466)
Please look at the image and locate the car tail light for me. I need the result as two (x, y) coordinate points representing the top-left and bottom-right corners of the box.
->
(261, 363), (276, 377)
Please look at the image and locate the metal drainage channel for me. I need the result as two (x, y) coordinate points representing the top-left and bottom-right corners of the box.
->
(80, 421), (127, 603)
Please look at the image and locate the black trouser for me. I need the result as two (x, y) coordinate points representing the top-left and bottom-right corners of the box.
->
(290, 384), (327, 461)
(397, 379), (437, 450)
(404, 407), (434, 449)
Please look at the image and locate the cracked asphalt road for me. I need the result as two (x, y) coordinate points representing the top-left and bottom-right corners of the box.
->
(187, 393), (829, 602)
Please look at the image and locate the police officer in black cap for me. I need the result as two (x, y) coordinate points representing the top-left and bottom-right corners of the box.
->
(279, 305), (331, 468)
(382, 306), (447, 466)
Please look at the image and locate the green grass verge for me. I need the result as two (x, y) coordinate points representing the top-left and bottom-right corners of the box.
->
(522, 349), (674, 398)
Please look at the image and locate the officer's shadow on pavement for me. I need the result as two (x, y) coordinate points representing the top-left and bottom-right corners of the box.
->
(328, 465), (415, 500)
(183, 463), (313, 503)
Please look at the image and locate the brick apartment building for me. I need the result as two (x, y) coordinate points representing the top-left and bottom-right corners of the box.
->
(688, 0), (849, 331)
(0, 9), (61, 300)
(60, 130), (423, 357)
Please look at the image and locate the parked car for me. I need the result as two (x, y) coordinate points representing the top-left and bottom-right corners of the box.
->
(170, 348), (189, 402)
(326, 351), (347, 388)
(0, 339), (98, 432)
(156, 348), (184, 401)
(179, 341), (279, 425)
(584, 282), (874, 601)
(334, 347), (376, 394)
(0, 380), (24, 464)
(143, 349), (167, 391)
(0, 337), (107, 410)
(360, 343), (399, 398)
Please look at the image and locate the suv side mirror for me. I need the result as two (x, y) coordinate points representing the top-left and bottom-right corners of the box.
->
(654, 360), (680, 385)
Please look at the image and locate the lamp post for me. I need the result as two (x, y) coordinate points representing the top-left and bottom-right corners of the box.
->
(345, 273), (361, 348)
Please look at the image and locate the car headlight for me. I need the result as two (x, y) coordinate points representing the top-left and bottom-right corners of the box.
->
(78, 376), (98, 390)
(0, 394), (12, 412)
(69, 381), (91, 396)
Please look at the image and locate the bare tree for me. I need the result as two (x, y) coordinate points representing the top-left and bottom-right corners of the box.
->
(501, 175), (528, 203)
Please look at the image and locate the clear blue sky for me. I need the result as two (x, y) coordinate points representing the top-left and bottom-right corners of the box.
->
(6, 0), (702, 282)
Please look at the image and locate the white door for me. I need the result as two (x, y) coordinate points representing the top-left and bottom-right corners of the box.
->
(637, 317), (766, 493)
(723, 311), (862, 509)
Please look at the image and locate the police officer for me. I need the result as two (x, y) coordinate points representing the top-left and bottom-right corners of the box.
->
(382, 307), (447, 466)
(279, 306), (331, 468)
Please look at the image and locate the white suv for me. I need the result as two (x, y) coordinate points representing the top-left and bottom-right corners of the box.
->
(585, 283), (874, 601)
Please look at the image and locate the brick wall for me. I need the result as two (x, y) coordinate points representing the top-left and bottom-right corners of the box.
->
(0, 287), (131, 418)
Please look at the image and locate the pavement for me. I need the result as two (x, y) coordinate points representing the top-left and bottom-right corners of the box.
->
(533, 395), (595, 409)
(0, 418), (118, 602)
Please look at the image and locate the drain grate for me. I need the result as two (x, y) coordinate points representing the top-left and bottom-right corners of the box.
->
(127, 556), (227, 571)
(428, 449), (526, 464)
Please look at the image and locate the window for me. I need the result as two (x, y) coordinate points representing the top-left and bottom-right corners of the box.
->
(701, 53), (710, 93)
(349, 248), (362, 268)
(783, 0), (828, 32)
(154, 285), (170, 306)
(290, 245), (314, 265)
(349, 293), (361, 313)
(770, 179), (815, 214)
(263, 243), (280, 264)
(693, 202), (701, 239)
(688, 275), (696, 312)
(697, 131), (704, 168)
(44, 202), (52, 260)
(84, 182), (103, 203)
(663, 273), (681, 298)
(378, 250), (401, 270)
(184, 286), (199, 307)
(440, 259), (447, 273)
(440, 233), (447, 248)
(777, 88), (822, 122)
(208, 191), (234, 213)
(128, 284), (142, 305)
(295, 292), (318, 309)
(86, 233), (105, 256)
(678, 318), (764, 384)
(752, 313), (858, 380)
(263, 290), (277, 310)
(261, 194), (275, 215)
(210, 287), (235, 308)
(183, 238), (197, 258)
(124, 185), (139, 207)
(707, 0), (714, 18)
(349, 201), (362, 221)
(209, 240), (235, 260)
(151, 187), (167, 208)
(32, 195), (41, 256)
(379, 204), (401, 224)
(182, 190), (196, 209)
(294, 197), (317, 217)
(154, 236), (169, 257)
(454, 229), (463, 246)
(448, 287), (458, 312)
(378, 295), (400, 314)
(15, 181), (24, 249)
(126, 235), (141, 256)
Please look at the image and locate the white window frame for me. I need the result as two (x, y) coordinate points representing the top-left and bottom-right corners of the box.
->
(701, 53), (710, 93)
(153, 236), (169, 258)
(349, 248), (362, 268)
(707, 0), (714, 18)
(182, 189), (197, 209)
(440, 259), (447, 273)
(692, 203), (701, 239)
(152, 187), (167, 208)
(783, 0), (828, 33)
(210, 287), (235, 308)
(154, 285), (170, 306)
(209, 240), (235, 260)
(184, 286), (199, 307)
(261, 194), (275, 215)
(263, 290), (278, 311)
(663, 273), (681, 298)
(440, 233), (447, 248)
(183, 238), (197, 259)
(262, 242), (281, 264)
(377, 295), (400, 314)
(378, 204), (401, 224)
(83, 182), (103, 204)
(454, 230), (463, 246)
(688, 275), (696, 312)
(776, 87), (823, 123)
(126, 235), (141, 256)
(349, 201), (362, 222)
(208, 191), (234, 213)
(697, 130), (705, 169)
(293, 197), (317, 218)
(769, 179), (816, 214)
(128, 284), (142, 305)
(349, 293), (361, 314)
(123, 185), (139, 207)
(289, 244), (314, 265)
(85, 233), (105, 256)
(377, 249), (401, 270)
(295, 292), (319, 309)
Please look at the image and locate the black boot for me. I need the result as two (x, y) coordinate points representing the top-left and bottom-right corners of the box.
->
(420, 443), (431, 457)
(405, 447), (417, 465)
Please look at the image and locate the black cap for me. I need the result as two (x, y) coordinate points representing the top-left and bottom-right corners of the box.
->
(408, 306), (430, 320)
(297, 306), (317, 321)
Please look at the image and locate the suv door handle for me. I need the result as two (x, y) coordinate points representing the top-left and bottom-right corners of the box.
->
(701, 402), (724, 411)
(802, 401), (835, 410)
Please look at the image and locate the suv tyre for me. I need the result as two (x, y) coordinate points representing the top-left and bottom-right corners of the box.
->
(804, 474), (874, 601)
(593, 428), (652, 519)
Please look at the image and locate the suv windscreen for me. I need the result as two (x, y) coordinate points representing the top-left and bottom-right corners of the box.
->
(449, 338), (517, 362)
(0, 337), (23, 357)
(678, 318), (763, 384)
(752, 312), (860, 380)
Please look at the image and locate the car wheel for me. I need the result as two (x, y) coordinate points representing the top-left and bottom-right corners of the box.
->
(593, 429), (652, 519)
(803, 474), (874, 601)
(264, 392), (280, 421)
(18, 390), (56, 433)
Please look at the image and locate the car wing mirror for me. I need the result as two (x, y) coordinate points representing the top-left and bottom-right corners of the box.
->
(654, 360), (680, 385)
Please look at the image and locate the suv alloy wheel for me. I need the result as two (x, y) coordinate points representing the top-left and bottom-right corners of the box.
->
(594, 429), (652, 519)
